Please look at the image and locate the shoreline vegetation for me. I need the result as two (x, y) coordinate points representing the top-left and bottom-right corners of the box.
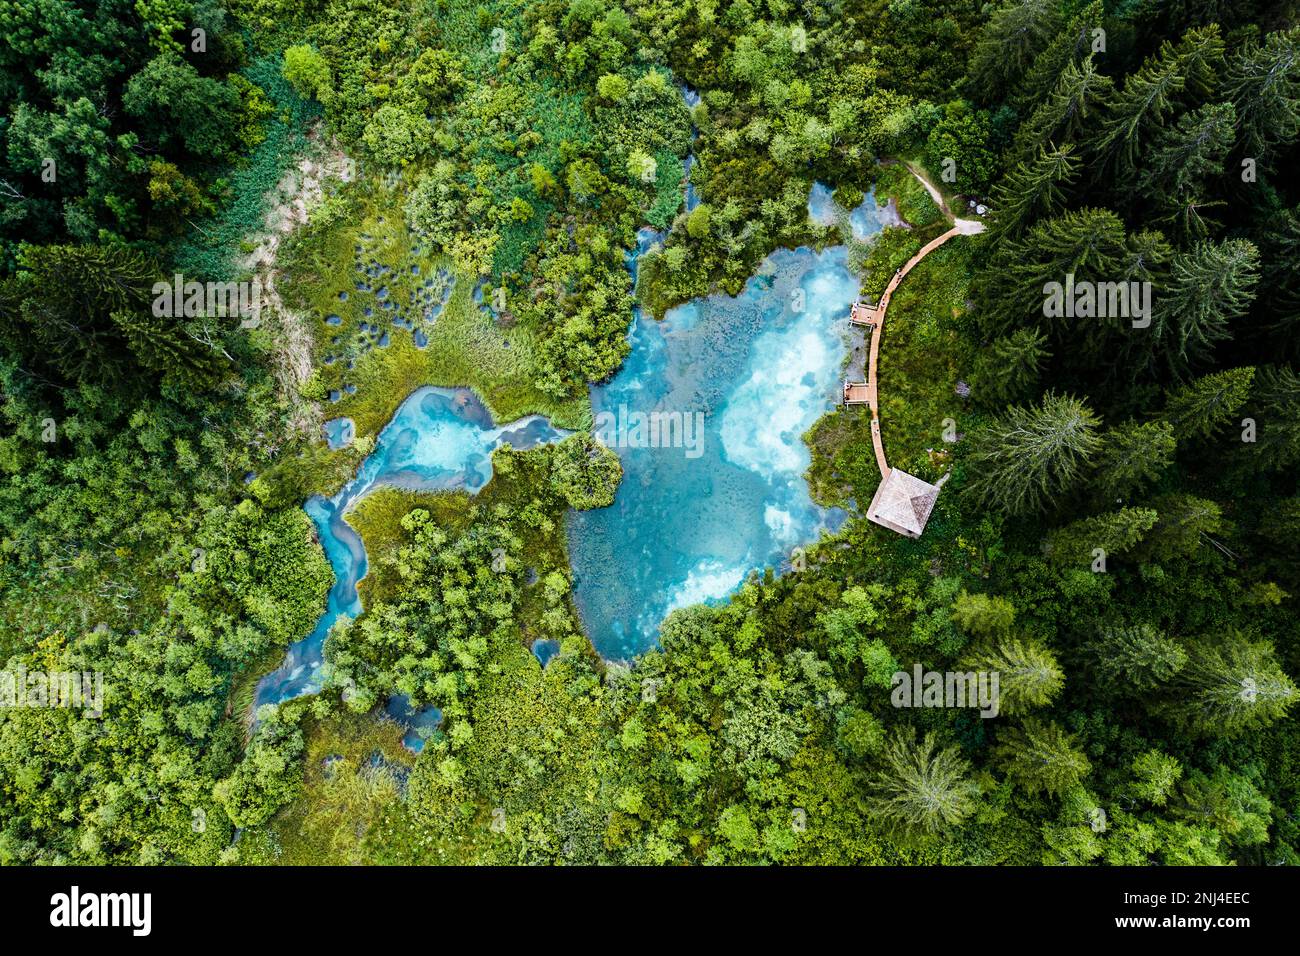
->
(1, 0), (1297, 867)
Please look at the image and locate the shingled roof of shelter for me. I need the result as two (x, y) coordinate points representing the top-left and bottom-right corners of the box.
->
(867, 468), (940, 538)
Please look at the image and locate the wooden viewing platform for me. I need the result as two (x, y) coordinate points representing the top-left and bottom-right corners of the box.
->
(842, 381), (871, 405)
(849, 301), (881, 327)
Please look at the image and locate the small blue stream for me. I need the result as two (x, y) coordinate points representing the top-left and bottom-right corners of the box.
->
(254, 387), (567, 735)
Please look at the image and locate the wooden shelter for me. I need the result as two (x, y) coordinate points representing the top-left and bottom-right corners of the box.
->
(867, 467), (940, 538)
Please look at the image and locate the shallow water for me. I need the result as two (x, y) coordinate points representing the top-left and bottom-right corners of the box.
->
(566, 185), (888, 659)
(384, 694), (442, 753)
(323, 417), (355, 450)
(262, 179), (884, 714)
(808, 181), (894, 240)
(531, 639), (561, 667)
(253, 387), (567, 708)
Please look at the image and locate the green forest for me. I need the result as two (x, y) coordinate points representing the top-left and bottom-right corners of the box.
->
(1, 0), (1298, 868)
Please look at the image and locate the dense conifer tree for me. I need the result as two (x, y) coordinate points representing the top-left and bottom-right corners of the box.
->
(963, 393), (1102, 517)
(1091, 420), (1177, 502)
(995, 719), (1092, 797)
(865, 729), (980, 837)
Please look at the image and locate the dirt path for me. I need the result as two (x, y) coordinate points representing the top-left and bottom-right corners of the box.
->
(901, 160), (986, 236)
(242, 126), (354, 434)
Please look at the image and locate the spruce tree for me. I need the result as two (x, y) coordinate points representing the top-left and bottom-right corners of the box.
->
(5, 243), (157, 387)
(967, 0), (1062, 103)
(1136, 493), (1225, 561)
(111, 310), (229, 393)
(1044, 507), (1159, 567)
(1223, 27), (1300, 162)
(995, 718), (1092, 797)
(1012, 1), (1106, 114)
(865, 728), (980, 837)
(986, 207), (1170, 361)
(1091, 420), (1177, 503)
(1154, 192), (1228, 245)
(1138, 102), (1237, 198)
(1161, 633), (1299, 737)
(1009, 56), (1113, 163)
(1162, 367), (1255, 440)
(970, 328), (1049, 406)
(962, 392), (1102, 517)
(1254, 207), (1300, 357)
(985, 144), (1080, 243)
(1092, 623), (1188, 694)
(1150, 240), (1259, 374)
(1243, 365), (1300, 471)
(1093, 27), (1224, 177)
(963, 638), (1064, 714)
(951, 590), (1017, 638)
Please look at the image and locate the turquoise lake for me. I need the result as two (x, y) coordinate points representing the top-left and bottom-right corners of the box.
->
(256, 183), (887, 717)
(566, 211), (885, 659)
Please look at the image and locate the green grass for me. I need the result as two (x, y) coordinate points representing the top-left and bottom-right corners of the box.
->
(807, 224), (979, 510)
(348, 486), (477, 608)
(172, 54), (322, 280)
(646, 150), (687, 229)
(226, 644), (292, 734)
(874, 161), (944, 230)
(874, 239), (975, 485)
(278, 173), (588, 458)
(234, 708), (419, 865)
(858, 226), (925, 302)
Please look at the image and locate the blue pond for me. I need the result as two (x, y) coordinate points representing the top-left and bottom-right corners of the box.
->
(323, 416), (355, 450)
(254, 387), (567, 709)
(531, 639), (561, 667)
(566, 185), (888, 660)
(807, 182), (895, 240)
(384, 694), (443, 752)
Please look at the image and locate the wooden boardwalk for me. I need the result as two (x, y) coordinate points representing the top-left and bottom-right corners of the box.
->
(847, 225), (962, 477)
(837, 165), (987, 537)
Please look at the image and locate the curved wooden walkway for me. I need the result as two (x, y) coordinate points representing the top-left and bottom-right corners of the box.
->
(851, 225), (961, 477)
(839, 166), (986, 536)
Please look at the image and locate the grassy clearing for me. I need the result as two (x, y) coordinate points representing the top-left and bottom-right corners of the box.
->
(172, 56), (321, 280)
(235, 708), (419, 865)
(874, 239), (976, 485)
(874, 161), (945, 230)
(226, 644), (291, 730)
(807, 214), (980, 511)
(276, 173), (589, 457)
(348, 486), (476, 608)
